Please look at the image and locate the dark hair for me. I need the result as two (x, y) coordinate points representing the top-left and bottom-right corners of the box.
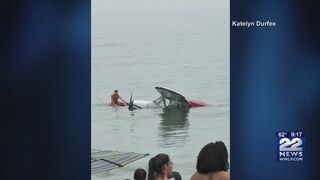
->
(134, 168), (147, 180)
(196, 141), (229, 174)
(169, 171), (182, 180)
(148, 154), (170, 180)
(114, 89), (118, 93)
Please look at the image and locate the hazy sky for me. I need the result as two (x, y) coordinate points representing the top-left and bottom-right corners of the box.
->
(93, 0), (228, 15)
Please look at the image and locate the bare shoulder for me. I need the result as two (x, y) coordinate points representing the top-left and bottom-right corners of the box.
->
(190, 171), (230, 180)
(190, 172), (197, 180)
(210, 171), (230, 180)
(190, 172), (208, 180)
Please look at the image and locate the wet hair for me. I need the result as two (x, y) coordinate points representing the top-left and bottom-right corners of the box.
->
(196, 141), (229, 174)
(134, 168), (147, 180)
(169, 171), (182, 180)
(114, 89), (118, 93)
(148, 154), (170, 180)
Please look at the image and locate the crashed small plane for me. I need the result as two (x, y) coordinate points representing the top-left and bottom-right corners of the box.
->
(128, 87), (209, 111)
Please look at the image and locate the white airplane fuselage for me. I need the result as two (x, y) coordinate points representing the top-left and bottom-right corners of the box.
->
(132, 100), (163, 109)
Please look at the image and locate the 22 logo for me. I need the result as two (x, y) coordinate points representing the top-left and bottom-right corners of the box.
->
(279, 138), (303, 151)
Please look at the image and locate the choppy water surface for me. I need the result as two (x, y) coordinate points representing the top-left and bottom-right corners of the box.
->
(92, 1), (229, 179)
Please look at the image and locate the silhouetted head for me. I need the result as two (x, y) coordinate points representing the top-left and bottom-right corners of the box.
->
(196, 141), (229, 174)
(134, 168), (147, 180)
(148, 154), (173, 180)
(169, 171), (182, 180)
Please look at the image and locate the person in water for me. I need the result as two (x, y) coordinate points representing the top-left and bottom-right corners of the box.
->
(190, 141), (230, 180)
(110, 89), (128, 106)
(148, 153), (173, 180)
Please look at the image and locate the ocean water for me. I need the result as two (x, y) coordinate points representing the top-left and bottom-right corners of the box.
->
(92, 2), (229, 179)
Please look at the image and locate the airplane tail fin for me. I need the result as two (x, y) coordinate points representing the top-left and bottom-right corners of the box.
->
(128, 92), (134, 111)
(128, 92), (142, 111)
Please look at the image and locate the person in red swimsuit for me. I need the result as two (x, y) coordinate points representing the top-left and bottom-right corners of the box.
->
(110, 89), (128, 106)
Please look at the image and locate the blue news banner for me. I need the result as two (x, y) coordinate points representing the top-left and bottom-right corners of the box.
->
(277, 131), (304, 162)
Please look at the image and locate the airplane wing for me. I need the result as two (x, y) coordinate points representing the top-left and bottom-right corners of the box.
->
(91, 149), (149, 173)
(155, 87), (191, 108)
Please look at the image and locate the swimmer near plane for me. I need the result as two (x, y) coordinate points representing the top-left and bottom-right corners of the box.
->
(128, 86), (209, 111)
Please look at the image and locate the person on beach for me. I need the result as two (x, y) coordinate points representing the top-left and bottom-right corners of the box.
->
(134, 168), (147, 180)
(190, 141), (230, 180)
(110, 89), (128, 106)
(169, 171), (182, 180)
(148, 153), (173, 180)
